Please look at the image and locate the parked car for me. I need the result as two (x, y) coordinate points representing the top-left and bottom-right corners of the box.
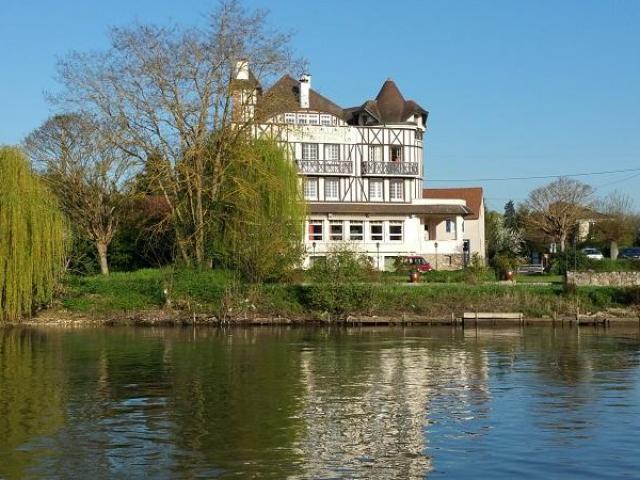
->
(619, 247), (640, 260)
(581, 247), (604, 260)
(396, 256), (433, 273)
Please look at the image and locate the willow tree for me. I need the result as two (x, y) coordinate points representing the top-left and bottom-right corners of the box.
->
(0, 147), (66, 322)
(212, 139), (305, 282)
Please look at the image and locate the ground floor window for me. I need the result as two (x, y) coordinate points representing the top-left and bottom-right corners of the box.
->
(349, 221), (364, 241)
(389, 221), (403, 241)
(308, 220), (323, 241)
(370, 221), (383, 241)
(330, 221), (343, 241)
(446, 219), (456, 233)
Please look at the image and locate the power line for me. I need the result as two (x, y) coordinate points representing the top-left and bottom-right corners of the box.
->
(427, 167), (640, 183)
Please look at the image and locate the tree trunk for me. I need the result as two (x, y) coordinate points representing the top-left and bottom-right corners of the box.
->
(559, 233), (567, 253)
(96, 241), (110, 276)
(610, 240), (619, 260)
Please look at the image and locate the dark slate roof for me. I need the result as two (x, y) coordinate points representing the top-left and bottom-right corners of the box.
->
(345, 79), (428, 126)
(259, 75), (428, 126)
(308, 203), (471, 216)
(261, 75), (345, 119)
(423, 187), (484, 220)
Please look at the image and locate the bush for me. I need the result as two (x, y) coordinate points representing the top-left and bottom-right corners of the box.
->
(492, 253), (520, 279)
(550, 249), (590, 275)
(306, 248), (377, 316)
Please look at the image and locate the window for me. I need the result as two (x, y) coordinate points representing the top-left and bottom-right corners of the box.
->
(462, 220), (465, 233)
(390, 180), (404, 201)
(308, 220), (323, 241)
(390, 146), (402, 162)
(302, 143), (319, 160)
(324, 178), (339, 201)
(389, 221), (403, 241)
(370, 221), (383, 241)
(369, 179), (383, 201)
(349, 221), (364, 241)
(297, 113), (308, 125)
(324, 144), (340, 161)
(330, 221), (343, 241)
(320, 114), (333, 126)
(284, 113), (296, 124)
(446, 219), (456, 233)
(304, 177), (318, 200)
(423, 223), (430, 241)
(369, 145), (383, 162)
(306, 113), (320, 125)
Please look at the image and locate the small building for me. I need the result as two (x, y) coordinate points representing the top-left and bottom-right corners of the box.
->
(423, 187), (485, 266)
(233, 65), (484, 270)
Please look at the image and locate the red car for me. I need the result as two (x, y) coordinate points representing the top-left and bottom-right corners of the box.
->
(398, 256), (433, 273)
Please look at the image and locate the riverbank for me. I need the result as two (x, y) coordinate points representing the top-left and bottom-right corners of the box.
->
(15, 268), (639, 327)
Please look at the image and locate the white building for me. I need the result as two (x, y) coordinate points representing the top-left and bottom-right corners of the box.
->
(234, 66), (481, 270)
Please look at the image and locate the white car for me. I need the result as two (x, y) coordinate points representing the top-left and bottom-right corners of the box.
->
(581, 247), (604, 260)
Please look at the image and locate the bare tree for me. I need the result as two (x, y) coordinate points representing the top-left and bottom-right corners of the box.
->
(594, 191), (635, 259)
(522, 177), (594, 252)
(25, 113), (131, 275)
(51, 0), (298, 267)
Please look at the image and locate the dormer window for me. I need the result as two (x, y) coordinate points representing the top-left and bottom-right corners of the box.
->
(390, 146), (402, 163)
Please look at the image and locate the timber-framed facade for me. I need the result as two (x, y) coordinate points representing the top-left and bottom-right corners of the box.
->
(233, 62), (483, 270)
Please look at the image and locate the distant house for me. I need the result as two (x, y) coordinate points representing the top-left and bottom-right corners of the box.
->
(232, 63), (485, 270)
(423, 188), (485, 265)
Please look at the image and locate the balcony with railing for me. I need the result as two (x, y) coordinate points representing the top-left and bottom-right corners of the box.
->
(296, 160), (353, 175)
(361, 161), (420, 176)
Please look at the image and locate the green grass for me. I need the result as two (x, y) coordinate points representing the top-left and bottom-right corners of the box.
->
(516, 274), (564, 284)
(62, 268), (232, 314)
(58, 267), (640, 319)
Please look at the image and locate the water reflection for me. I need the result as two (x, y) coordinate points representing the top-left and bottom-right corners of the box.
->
(0, 326), (638, 479)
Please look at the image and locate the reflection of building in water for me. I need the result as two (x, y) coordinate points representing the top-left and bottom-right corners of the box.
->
(292, 342), (490, 479)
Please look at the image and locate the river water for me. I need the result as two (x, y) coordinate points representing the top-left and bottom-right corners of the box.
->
(1, 326), (639, 479)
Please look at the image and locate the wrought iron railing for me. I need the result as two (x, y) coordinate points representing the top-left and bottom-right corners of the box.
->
(361, 161), (420, 176)
(296, 160), (353, 175)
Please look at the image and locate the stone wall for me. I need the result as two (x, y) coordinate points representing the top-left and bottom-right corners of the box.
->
(566, 271), (640, 287)
(423, 254), (465, 271)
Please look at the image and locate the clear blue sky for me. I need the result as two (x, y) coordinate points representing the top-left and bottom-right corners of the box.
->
(1, 0), (639, 211)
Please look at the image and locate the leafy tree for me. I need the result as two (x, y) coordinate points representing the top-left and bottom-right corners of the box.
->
(521, 177), (594, 252)
(504, 200), (519, 230)
(0, 147), (66, 321)
(485, 209), (525, 263)
(212, 139), (305, 282)
(593, 192), (635, 259)
(25, 114), (131, 275)
(52, 0), (299, 267)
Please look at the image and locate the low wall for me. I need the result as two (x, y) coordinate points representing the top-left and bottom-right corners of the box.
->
(423, 254), (465, 271)
(567, 271), (640, 287)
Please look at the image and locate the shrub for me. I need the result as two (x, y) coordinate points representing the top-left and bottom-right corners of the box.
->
(306, 248), (377, 316)
(550, 249), (590, 275)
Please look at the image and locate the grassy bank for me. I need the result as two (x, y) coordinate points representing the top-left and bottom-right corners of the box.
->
(53, 268), (640, 321)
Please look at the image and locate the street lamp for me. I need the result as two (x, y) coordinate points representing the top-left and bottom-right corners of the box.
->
(434, 241), (439, 270)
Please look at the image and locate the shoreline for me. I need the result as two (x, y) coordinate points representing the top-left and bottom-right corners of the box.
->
(8, 308), (640, 328)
